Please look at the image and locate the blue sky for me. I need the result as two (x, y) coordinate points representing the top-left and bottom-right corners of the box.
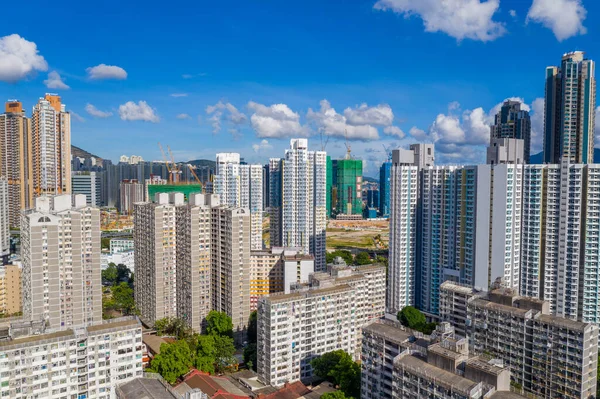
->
(0, 0), (597, 175)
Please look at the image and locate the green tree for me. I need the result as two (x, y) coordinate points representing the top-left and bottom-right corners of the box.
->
(311, 350), (350, 381)
(354, 252), (371, 265)
(397, 306), (426, 330)
(327, 250), (353, 265)
(148, 340), (194, 384)
(154, 317), (193, 340)
(247, 311), (257, 344)
(243, 343), (257, 371)
(321, 392), (349, 399)
(101, 237), (111, 249)
(311, 350), (360, 398)
(206, 311), (233, 338)
(102, 264), (118, 285)
(193, 334), (217, 374)
(116, 263), (131, 283)
(213, 335), (236, 372)
(111, 282), (137, 315)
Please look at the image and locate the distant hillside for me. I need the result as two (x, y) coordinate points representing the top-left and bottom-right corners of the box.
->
(363, 176), (379, 183)
(187, 159), (216, 169)
(530, 149), (600, 164)
(72, 145), (102, 161)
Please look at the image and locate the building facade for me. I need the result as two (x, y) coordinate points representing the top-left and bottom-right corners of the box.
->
(72, 171), (104, 207)
(379, 161), (391, 218)
(0, 100), (33, 228)
(486, 138), (525, 165)
(490, 101), (531, 163)
(335, 158), (363, 216)
(544, 51), (596, 164)
(0, 265), (21, 315)
(119, 179), (144, 214)
(21, 194), (102, 329)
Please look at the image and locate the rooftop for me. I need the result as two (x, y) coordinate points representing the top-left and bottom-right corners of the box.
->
(87, 317), (140, 333)
(143, 334), (168, 355)
(0, 329), (73, 349)
(465, 358), (506, 377)
(117, 378), (177, 399)
(363, 320), (412, 345)
(489, 392), (528, 399)
(428, 343), (467, 361)
(470, 298), (530, 317)
(536, 314), (589, 332)
(265, 284), (354, 304)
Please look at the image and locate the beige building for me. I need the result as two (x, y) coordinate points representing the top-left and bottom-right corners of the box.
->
(31, 94), (71, 197)
(0, 101), (33, 228)
(0, 265), (21, 315)
(21, 194), (102, 329)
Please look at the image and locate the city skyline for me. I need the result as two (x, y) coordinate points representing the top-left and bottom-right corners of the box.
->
(0, 0), (598, 173)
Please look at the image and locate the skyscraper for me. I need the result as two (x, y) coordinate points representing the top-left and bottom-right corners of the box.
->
(544, 51), (596, 164)
(21, 194), (102, 328)
(0, 100), (33, 227)
(31, 94), (72, 196)
(490, 100), (531, 163)
(71, 171), (105, 207)
(379, 161), (391, 218)
(0, 178), (8, 264)
(271, 139), (327, 271)
(335, 158), (363, 216)
(214, 153), (263, 250)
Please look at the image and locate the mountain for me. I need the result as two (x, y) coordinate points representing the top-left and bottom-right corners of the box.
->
(530, 149), (600, 164)
(363, 176), (379, 183)
(186, 159), (217, 169)
(71, 145), (102, 161)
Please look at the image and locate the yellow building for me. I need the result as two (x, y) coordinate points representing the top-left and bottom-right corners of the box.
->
(0, 265), (22, 316)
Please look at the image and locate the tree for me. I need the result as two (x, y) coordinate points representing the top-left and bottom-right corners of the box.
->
(397, 306), (426, 330)
(116, 263), (131, 283)
(311, 350), (361, 398)
(354, 252), (371, 265)
(206, 311), (233, 338)
(101, 237), (111, 249)
(311, 350), (350, 381)
(154, 317), (193, 340)
(326, 250), (353, 265)
(111, 282), (137, 315)
(149, 340), (194, 384)
(213, 335), (236, 372)
(321, 392), (349, 399)
(243, 343), (257, 371)
(194, 334), (217, 374)
(102, 264), (118, 285)
(247, 311), (257, 344)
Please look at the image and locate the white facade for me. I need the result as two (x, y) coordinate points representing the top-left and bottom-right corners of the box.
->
(21, 194), (102, 329)
(110, 239), (135, 254)
(0, 317), (143, 399)
(101, 251), (135, 272)
(72, 171), (103, 207)
(0, 178), (9, 261)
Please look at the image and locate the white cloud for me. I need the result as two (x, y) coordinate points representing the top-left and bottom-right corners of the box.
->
(252, 139), (274, 152)
(509, 9), (517, 17)
(205, 101), (247, 134)
(409, 126), (429, 141)
(70, 111), (85, 123)
(383, 126), (406, 138)
(374, 0), (506, 42)
(118, 101), (159, 123)
(85, 103), (112, 118)
(344, 103), (394, 126)
(170, 93), (188, 98)
(248, 101), (310, 138)
(86, 64), (127, 80)
(527, 0), (586, 41)
(448, 101), (461, 112)
(430, 113), (465, 143)
(43, 71), (69, 90)
(0, 34), (48, 83)
(176, 113), (192, 120)
(307, 100), (379, 141)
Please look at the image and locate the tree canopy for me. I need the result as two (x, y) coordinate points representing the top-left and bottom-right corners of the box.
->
(321, 391), (350, 399)
(244, 343), (257, 371)
(247, 311), (257, 344)
(154, 317), (193, 340)
(311, 350), (361, 398)
(102, 264), (118, 285)
(206, 310), (234, 338)
(354, 252), (371, 265)
(397, 306), (437, 334)
(326, 250), (353, 265)
(148, 340), (194, 384)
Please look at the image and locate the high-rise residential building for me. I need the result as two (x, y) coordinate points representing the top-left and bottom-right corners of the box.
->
(257, 262), (385, 387)
(270, 139), (327, 271)
(119, 179), (144, 214)
(387, 149), (419, 314)
(486, 138), (525, 165)
(31, 94), (72, 196)
(379, 161), (391, 218)
(214, 153), (263, 250)
(211, 205), (251, 343)
(0, 265), (21, 315)
(72, 171), (105, 207)
(0, 316), (143, 399)
(0, 100), (33, 228)
(440, 282), (599, 399)
(326, 156), (333, 217)
(335, 158), (363, 216)
(0, 179), (8, 264)
(409, 143), (435, 169)
(263, 163), (270, 210)
(544, 51), (596, 164)
(490, 101), (531, 163)
(21, 194), (102, 329)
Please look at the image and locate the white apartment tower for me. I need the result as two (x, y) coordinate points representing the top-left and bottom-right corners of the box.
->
(21, 194), (102, 328)
(214, 153), (263, 250)
(31, 94), (71, 196)
(272, 139), (326, 271)
(0, 178), (8, 263)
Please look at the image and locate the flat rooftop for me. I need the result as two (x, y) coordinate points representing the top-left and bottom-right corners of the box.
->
(363, 321), (412, 344)
(537, 314), (589, 332)
(470, 298), (530, 316)
(466, 358), (506, 376)
(117, 378), (177, 399)
(265, 284), (354, 304)
(0, 329), (73, 349)
(88, 318), (140, 333)
(489, 391), (528, 399)
(428, 343), (467, 361)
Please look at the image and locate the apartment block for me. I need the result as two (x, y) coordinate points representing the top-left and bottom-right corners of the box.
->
(119, 179), (144, 214)
(110, 239), (135, 254)
(0, 100), (33, 228)
(486, 138), (526, 165)
(439, 281), (599, 399)
(249, 247), (314, 310)
(31, 94), (72, 196)
(72, 171), (104, 207)
(270, 139), (327, 271)
(0, 317), (143, 399)
(0, 178), (8, 264)
(257, 262), (385, 386)
(490, 101), (531, 163)
(0, 265), (21, 315)
(21, 194), (101, 329)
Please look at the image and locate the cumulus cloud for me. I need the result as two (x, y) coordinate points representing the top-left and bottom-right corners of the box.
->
(43, 71), (69, 90)
(509, 9), (517, 18)
(383, 126), (406, 138)
(409, 126), (429, 141)
(248, 101), (310, 138)
(205, 101), (247, 134)
(307, 100), (379, 141)
(86, 64), (127, 80)
(374, 0), (506, 42)
(344, 103), (394, 126)
(176, 113), (192, 120)
(118, 101), (159, 123)
(527, 0), (586, 41)
(252, 139), (274, 153)
(85, 103), (112, 118)
(0, 34), (48, 83)
(170, 93), (188, 98)
(70, 112), (85, 123)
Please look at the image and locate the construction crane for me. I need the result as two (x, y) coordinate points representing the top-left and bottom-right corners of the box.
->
(167, 145), (182, 183)
(188, 164), (204, 189)
(158, 142), (181, 183)
(319, 130), (330, 152)
(344, 129), (352, 160)
(382, 144), (393, 161)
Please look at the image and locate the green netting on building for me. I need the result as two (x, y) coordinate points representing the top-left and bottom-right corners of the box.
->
(336, 159), (363, 215)
(147, 184), (202, 201)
